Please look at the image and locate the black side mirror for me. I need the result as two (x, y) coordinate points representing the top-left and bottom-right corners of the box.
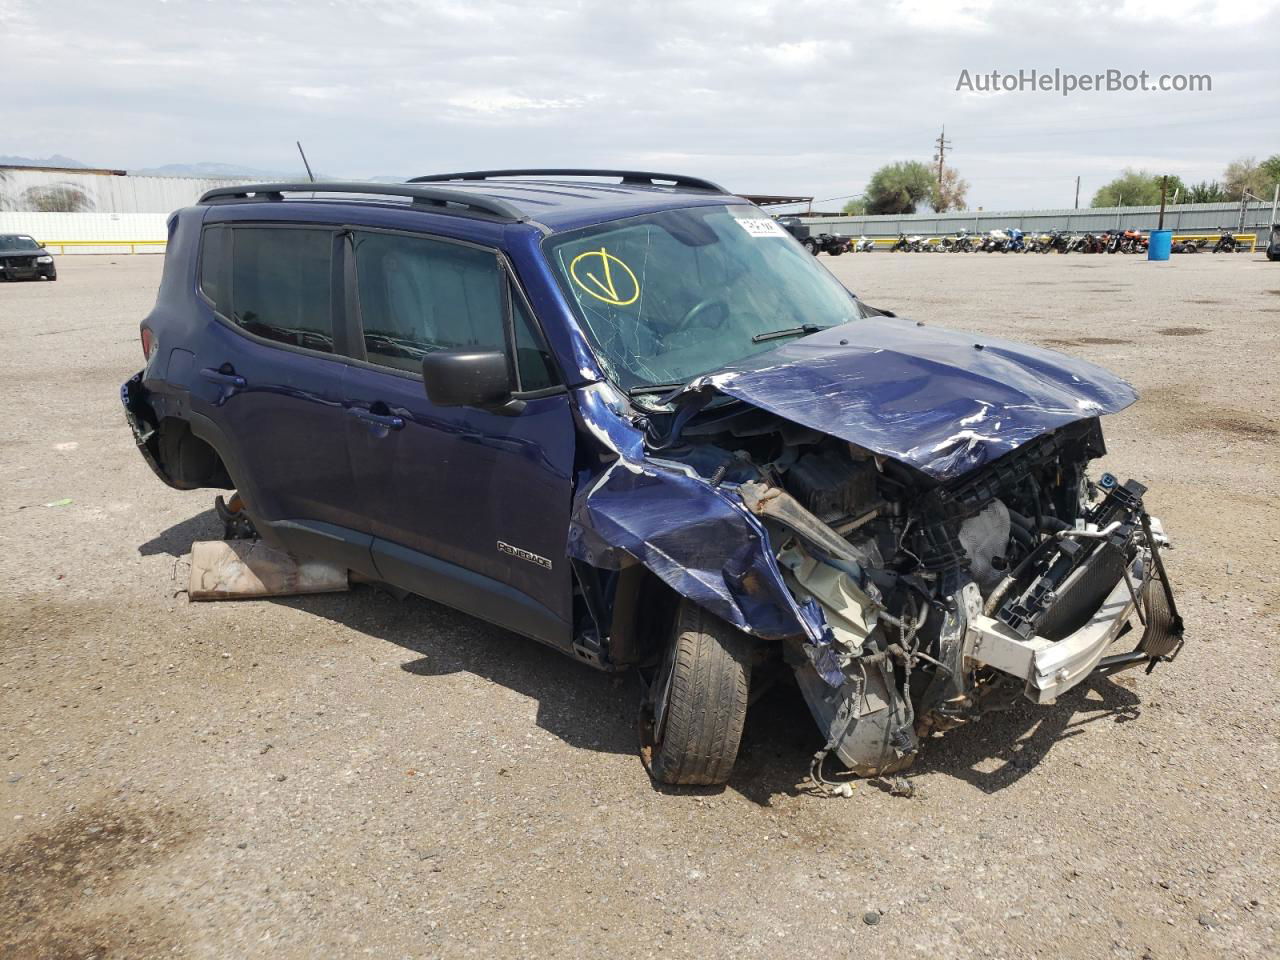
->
(422, 350), (512, 408)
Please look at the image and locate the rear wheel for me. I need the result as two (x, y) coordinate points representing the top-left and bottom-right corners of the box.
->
(641, 599), (751, 786)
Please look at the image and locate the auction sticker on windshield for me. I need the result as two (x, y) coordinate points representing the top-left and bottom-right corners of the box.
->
(733, 217), (788, 238)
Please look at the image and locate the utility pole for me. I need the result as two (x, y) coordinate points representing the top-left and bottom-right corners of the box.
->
(1074, 176), (1080, 209)
(932, 125), (952, 191)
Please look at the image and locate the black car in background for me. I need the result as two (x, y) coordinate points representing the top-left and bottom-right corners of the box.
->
(0, 234), (57, 281)
(776, 217), (850, 256)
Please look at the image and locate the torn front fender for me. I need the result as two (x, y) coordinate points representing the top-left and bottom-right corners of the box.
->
(568, 458), (821, 641)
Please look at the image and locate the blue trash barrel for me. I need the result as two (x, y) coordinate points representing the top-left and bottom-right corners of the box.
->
(1148, 229), (1172, 261)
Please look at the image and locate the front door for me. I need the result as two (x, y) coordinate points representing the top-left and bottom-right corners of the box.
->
(342, 228), (576, 648)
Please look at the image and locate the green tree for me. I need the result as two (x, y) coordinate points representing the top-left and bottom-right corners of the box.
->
(1090, 169), (1186, 208)
(1184, 180), (1226, 203)
(1262, 154), (1280, 190)
(931, 167), (968, 212)
(865, 161), (934, 215)
(841, 197), (867, 216)
(1224, 156), (1273, 200)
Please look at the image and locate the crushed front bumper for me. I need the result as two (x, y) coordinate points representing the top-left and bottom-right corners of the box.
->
(965, 548), (1183, 703)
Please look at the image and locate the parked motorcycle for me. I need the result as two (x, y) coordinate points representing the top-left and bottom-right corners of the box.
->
(1267, 223), (1280, 262)
(982, 228), (1009, 253)
(1076, 232), (1105, 254)
(1024, 232), (1052, 254)
(906, 234), (930, 252)
(854, 235), (876, 252)
(1045, 230), (1072, 254)
(1212, 227), (1240, 253)
(1119, 229), (1148, 254)
(890, 233), (910, 252)
(1172, 238), (1202, 254)
(1005, 228), (1026, 253)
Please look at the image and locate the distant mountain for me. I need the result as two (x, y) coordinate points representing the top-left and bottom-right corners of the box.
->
(130, 162), (328, 180)
(0, 154), (90, 169)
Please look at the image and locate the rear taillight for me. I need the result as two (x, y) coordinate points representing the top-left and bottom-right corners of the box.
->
(141, 326), (157, 361)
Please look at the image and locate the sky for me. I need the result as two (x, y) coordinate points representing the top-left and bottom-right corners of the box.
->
(2, 0), (1278, 211)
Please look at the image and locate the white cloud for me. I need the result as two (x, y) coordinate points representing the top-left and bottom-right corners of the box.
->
(0, 0), (1276, 209)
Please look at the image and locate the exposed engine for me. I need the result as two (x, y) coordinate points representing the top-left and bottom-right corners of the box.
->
(659, 401), (1183, 776)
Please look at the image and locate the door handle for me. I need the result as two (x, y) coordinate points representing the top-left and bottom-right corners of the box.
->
(200, 367), (246, 388)
(348, 407), (405, 430)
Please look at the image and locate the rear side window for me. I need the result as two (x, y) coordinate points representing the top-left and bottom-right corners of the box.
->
(352, 231), (505, 373)
(229, 227), (334, 354)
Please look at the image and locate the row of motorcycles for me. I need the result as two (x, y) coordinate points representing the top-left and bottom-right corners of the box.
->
(886, 226), (1245, 254)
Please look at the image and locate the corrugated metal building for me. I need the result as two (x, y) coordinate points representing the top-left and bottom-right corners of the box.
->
(0, 165), (257, 214)
(0, 165), (260, 253)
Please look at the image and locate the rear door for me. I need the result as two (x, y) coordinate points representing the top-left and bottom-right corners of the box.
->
(195, 223), (371, 572)
(341, 228), (576, 648)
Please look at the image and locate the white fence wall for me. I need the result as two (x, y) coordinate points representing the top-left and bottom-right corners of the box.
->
(0, 212), (171, 254)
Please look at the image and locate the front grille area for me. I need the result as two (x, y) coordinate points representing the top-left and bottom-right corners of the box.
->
(3, 256), (37, 270)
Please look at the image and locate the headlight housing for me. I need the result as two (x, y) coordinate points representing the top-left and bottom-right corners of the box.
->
(36, 255), (53, 263)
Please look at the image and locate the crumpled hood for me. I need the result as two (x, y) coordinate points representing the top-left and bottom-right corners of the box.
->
(682, 316), (1137, 481)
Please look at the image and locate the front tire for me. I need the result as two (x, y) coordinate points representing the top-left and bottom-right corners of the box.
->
(642, 599), (751, 786)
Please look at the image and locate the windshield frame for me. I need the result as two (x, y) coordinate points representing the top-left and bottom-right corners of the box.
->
(540, 203), (864, 401)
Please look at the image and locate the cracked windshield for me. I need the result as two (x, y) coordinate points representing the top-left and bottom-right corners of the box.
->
(545, 204), (860, 392)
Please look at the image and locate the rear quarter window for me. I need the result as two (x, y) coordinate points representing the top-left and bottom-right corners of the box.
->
(198, 225), (228, 313)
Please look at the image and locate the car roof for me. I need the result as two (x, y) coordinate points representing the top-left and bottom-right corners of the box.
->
(199, 171), (747, 233)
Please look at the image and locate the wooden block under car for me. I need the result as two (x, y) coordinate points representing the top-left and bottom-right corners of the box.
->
(188, 540), (348, 600)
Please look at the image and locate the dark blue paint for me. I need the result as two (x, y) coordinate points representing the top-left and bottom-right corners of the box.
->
(125, 183), (1144, 661)
(567, 457), (818, 641)
(677, 316), (1137, 481)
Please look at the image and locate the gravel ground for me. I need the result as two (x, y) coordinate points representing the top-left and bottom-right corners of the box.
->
(1, 251), (1277, 960)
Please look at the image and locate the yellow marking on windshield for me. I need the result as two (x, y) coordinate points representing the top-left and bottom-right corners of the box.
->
(569, 247), (639, 307)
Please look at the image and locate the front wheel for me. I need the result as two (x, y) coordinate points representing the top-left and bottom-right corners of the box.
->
(641, 599), (751, 786)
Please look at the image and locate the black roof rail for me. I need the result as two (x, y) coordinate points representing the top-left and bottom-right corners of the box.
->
(407, 169), (728, 193)
(197, 182), (526, 221)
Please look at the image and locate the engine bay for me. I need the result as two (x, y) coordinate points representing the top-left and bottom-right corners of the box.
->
(650, 398), (1183, 775)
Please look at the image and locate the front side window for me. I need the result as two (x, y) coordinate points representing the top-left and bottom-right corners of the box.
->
(351, 231), (559, 392)
(229, 227), (334, 353)
(543, 204), (860, 391)
(352, 231), (505, 373)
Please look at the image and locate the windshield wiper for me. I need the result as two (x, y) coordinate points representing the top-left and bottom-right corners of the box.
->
(750, 322), (826, 343)
(627, 381), (687, 398)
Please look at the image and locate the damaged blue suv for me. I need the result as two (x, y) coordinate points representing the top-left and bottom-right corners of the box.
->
(124, 171), (1183, 786)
